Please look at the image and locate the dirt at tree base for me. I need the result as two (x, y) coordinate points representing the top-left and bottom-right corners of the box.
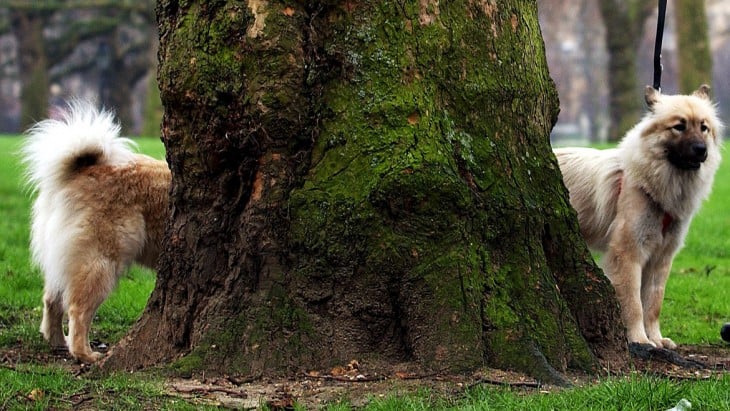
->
(632, 344), (730, 379)
(162, 345), (730, 409)
(2, 344), (729, 409)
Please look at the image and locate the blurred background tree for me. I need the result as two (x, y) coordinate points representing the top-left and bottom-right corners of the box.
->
(675, 0), (713, 94)
(540, 0), (724, 144)
(0, 1), (726, 142)
(0, 1), (160, 135)
(597, 0), (652, 142)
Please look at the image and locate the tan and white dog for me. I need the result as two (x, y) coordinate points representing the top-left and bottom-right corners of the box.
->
(22, 102), (170, 363)
(554, 85), (722, 349)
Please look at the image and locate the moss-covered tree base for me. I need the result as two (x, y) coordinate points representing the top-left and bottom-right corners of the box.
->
(103, 0), (628, 384)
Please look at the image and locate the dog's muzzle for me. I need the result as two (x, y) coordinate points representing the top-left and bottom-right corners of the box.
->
(667, 139), (707, 170)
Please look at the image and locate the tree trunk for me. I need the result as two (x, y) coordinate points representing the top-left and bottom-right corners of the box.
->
(11, 9), (50, 130)
(675, 0), (712, 93)
(99, 35), (135, 134)
(100, 17), (154, 136)
(598, 0), (645, 142)
(104, 0), (627, 384)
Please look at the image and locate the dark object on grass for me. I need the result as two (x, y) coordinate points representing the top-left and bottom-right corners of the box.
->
(721, 323), (730, 342)
(90, 340), (109, 352)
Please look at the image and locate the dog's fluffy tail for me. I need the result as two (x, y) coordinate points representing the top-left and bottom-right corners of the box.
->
(21, 100), (136, 195)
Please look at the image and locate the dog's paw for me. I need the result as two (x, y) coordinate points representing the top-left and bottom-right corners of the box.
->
(658, 337), (677, 350)
(647, 333), (677, 349)
(628, 335), (657, 348)
(72, 350), (105, 364)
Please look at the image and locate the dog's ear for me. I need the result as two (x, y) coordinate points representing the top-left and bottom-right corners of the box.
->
(692, 84), (711, 100)
(645, 86), (660, 111)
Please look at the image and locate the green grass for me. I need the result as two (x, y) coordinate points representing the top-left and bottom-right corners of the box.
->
(0, 136), (43, 352)
(0, 364), (210, 410)
(0, 136), (187, 409)
(0, 137), (163, 349)
(1, 134), (729, 410)
(354, 373), (730, 410)
(655, 150), (730, 345)
(553, 141), (730, 344)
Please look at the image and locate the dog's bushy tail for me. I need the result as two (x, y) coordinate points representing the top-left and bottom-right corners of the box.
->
(21, 100), (136, 194)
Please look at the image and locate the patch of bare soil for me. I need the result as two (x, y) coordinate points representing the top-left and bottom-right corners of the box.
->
(1, 346), (89, 376)
(2, 344), (729, 409)
(164, 346), (730, 409)
(165, 364), (548, 409)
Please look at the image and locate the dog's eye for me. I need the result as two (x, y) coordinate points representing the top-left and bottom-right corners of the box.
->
(701, 124), (709, 133)
(672, 124), (686, 132)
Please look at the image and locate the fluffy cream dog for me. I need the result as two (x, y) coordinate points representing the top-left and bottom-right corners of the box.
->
(554, 85), (722, 349)
(22, 102), (169, 363)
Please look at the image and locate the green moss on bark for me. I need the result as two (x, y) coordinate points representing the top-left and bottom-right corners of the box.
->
(287, 0), (616, 381)
(171, 293), (318, 377)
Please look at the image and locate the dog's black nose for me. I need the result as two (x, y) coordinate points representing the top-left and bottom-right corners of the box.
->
(692, 142), (707, 162)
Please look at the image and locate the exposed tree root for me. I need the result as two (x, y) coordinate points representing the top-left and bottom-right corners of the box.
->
(467, 378), (542, 389)
(526, 342), (573, 387)
(300, 373), (387, 383)
(629, 343), (708, 369)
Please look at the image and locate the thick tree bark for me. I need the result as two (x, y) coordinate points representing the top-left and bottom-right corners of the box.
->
(104, 0), (627, 384)
(675, 0), (712, 93)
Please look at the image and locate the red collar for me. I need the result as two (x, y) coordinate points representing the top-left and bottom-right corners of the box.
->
(661, 212), (673, 235)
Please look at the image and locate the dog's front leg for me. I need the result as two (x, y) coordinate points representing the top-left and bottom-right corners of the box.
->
(603, 245), (653, 346)
(642, 244), (681, 349)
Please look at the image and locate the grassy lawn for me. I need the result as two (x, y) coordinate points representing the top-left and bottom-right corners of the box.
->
(0, 134), (729, 409)
(664, 153), (730, 344)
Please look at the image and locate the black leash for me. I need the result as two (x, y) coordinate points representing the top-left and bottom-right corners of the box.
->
(653, 0), (668, 91)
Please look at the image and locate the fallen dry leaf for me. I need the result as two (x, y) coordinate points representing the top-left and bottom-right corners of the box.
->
(330, 366), (346, 376)
(28, 388), (44, 401)
(348, 359), (360, 371)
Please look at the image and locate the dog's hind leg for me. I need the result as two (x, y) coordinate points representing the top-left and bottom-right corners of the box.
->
(66, 259), (117, 363)
(40, 289), (66, 350)
(67, 303), (104, 363)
